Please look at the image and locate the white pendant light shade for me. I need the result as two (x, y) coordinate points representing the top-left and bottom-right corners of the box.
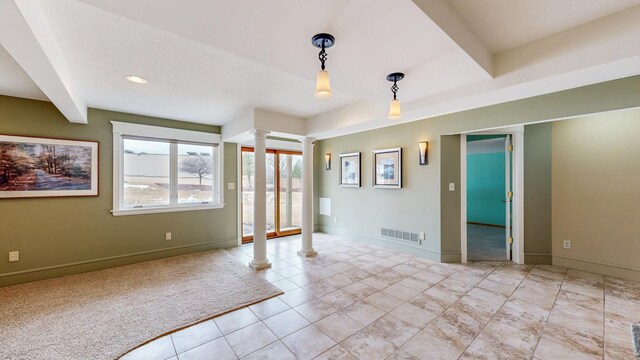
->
(388, 99), (401, 119)
(315, 70), (332, 98)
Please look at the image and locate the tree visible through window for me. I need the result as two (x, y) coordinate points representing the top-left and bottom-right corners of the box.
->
(180, 156), (212, 185)
(121, 138), (218, 208)
(178, 144), (216, 204)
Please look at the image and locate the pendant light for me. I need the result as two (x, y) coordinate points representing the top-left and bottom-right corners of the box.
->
(386, 72), (404, 119)
(312, 33), (335, 98)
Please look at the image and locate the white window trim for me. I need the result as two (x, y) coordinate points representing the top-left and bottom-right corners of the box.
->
(111, 121), (224, 216)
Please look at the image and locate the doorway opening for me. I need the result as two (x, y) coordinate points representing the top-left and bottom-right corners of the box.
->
(241, 147), (302, 243)
(460, 127), (524, 264)
(465, 135), (511, 261)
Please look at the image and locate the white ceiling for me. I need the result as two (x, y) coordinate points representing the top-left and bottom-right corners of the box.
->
(39, 0), (360, 124)
(0, 45), (46, 101)
(77, 0), (468, 104)
(1, 0), (640, 137)
(449, 0), (640, 53)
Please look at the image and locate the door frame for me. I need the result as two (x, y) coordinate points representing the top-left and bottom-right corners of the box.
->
(460, 126), (525, 264)
(240, 146), (303, 243)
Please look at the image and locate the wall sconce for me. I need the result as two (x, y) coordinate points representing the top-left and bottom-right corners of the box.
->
(325, 153), (331, 170)
(312, 33), (335, 99)
(386, 72), (404, 120)
(418, 141), (428, 165)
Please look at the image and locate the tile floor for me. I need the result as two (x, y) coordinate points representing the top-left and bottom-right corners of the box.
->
(467, 224), (508, 261)
(122, 233), (640, 360)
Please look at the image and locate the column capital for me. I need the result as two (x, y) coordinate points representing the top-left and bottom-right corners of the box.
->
(300, 137), (316, 145)
(251, 129), (271, 138)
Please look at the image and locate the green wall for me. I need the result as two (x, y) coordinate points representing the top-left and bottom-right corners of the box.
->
(551, 109), (640, 280)
(440, 135), (461, 262)
(466, 151), (506, 226)
(0, 96), (238, 287)
(315, 75), (640, 264)
(523, 123), (552, 264)
(314, 123), (441, 260)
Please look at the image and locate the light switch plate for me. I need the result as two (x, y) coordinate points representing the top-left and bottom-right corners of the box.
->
(227, 182), (235, 190)
(8, 251), (19, 262)
(449, 183), (455, 191)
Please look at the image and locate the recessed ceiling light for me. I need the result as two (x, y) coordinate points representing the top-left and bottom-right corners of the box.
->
(125, 75), (148, 84)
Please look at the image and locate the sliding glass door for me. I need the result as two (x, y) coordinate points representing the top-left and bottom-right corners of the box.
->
(278, 152), (303, 235)
(241, 147), (302, 242)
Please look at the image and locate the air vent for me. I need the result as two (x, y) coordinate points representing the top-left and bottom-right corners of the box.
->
(381, 227), (421, 244)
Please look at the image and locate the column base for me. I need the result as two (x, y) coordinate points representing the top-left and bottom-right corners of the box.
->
(248, 259), (272, 270)
(297, 249), (318, 257)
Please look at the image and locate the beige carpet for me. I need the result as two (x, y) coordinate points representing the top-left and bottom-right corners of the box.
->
(0, 250), (283, 360)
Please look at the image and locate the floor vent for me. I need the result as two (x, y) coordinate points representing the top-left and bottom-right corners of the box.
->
(632, 323), (640, 357)
(381, 228), (421, 244)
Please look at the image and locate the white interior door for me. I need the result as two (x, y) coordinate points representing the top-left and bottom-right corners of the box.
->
(504, 135), (512, 260)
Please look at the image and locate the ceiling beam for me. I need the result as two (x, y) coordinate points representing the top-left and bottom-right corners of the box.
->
(0, 0), (87, 123)
(222, 109), (306, 143)
(306, 5), (640, 139)
(411, 0), (493, 77)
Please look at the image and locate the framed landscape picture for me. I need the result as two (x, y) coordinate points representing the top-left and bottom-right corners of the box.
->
(373, 147), (402, 189)
(339, 152), (361, 187)
(0, 135), (98, 198)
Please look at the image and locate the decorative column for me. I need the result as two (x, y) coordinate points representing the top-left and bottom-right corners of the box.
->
(298, 137), (317, 257)
(249, 129), (272, 270)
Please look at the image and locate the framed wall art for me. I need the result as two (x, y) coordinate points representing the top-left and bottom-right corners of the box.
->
(373, 147), (402, 189)
(339, 152), (361, 187)
(0, 135), (99, 198)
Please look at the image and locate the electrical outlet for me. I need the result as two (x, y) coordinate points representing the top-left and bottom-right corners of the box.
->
(166, 232), (172, 241)
(449, 183), (455, 191)
(419, 232), (426, 241)
(563, 240), (571, 249)
(8, 251), (19, 262)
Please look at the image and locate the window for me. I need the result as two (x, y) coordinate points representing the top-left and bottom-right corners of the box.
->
(111, 121), (222, 216)
(123, 138), (171, 207)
